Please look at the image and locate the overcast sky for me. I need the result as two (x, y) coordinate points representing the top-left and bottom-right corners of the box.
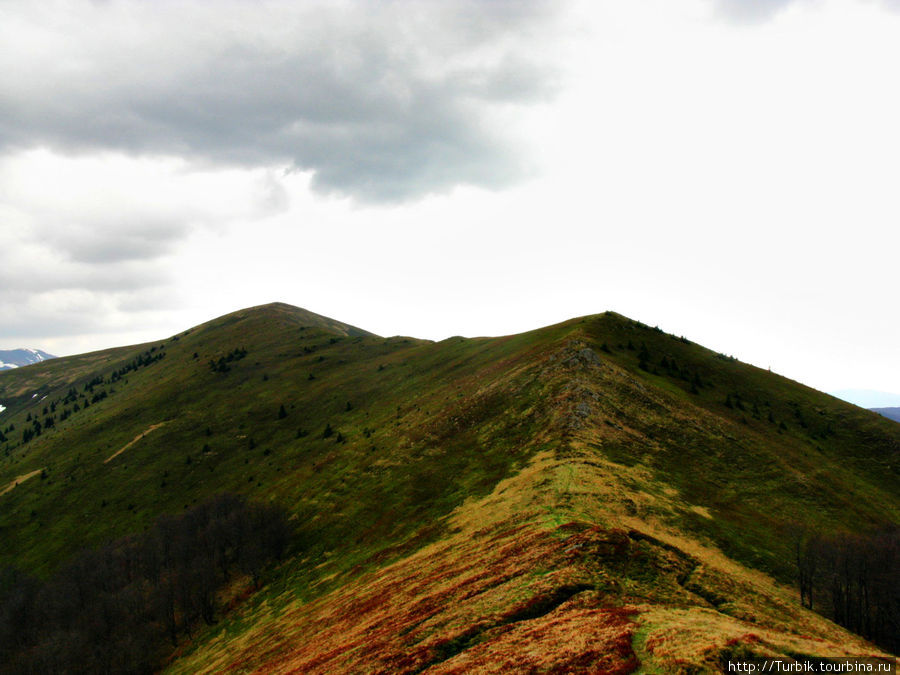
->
(1, 0), (898, 397)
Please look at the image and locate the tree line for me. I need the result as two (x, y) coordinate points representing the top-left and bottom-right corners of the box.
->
(794, 526), (898, 653)
(7, 347), (168, 452)
(0, 493), (292, 674)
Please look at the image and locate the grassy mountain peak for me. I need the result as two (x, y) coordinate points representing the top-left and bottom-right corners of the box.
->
(199, 302), (376, 338)
(1, 306), (897, 672)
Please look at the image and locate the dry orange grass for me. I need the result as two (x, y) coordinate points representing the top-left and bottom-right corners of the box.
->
(173, 523), (628, 674)
(168, 442), (888, 675)
(634, 606), (890, 672)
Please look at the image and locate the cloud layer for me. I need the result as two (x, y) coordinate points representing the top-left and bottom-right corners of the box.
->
(714, 0), (798, 23)
(0, 0), (561, 202)
(0, 1), (566, 349)
(0, 150), (292, 347)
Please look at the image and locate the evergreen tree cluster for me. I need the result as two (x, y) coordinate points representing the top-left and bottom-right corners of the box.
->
(110, 348), (167, 383)
(629, 341), (708, 394)
(12, 351), (169, 450)
(208, 347), (249, 373)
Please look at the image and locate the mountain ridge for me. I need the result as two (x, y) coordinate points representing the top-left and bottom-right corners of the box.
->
(1, 303), (897, 672)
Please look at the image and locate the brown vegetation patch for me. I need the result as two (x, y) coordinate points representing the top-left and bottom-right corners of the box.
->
(175, 523), (642, 674)
(635, 607), (890, 672)
(429, 604), (638, 675)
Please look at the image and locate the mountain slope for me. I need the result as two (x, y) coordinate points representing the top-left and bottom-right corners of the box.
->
(1, 305), (897, 671)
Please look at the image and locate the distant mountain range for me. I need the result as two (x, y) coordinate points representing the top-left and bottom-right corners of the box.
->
(831, 388), (900, 408)
(872, 407), (900, 423)
(0, 348), (55, 370)
(829, 389), (900, 422)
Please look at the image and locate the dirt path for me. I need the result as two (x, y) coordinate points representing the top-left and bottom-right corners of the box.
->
(0, 469), (43, 497)
(104, 422), (168, 464)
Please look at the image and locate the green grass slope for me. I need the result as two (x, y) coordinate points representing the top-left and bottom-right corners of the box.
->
(1, 305), (898, 671)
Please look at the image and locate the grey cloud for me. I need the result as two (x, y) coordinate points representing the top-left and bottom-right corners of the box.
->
(0, 218), (174, 296)
(0, 253), (169, 295)
(0, 1), (563, 202)
(0, 309), (100, 341)
(36, 218), (190, 264)
(0, 287), (170, 342)
(714, 0), (900, 25)
(255, 173), (290, 216)
(0, 147), (289, 344)
(0, 244), (176, 343)
(0, 299), (107, 340)
(714, 0), (799, 24)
